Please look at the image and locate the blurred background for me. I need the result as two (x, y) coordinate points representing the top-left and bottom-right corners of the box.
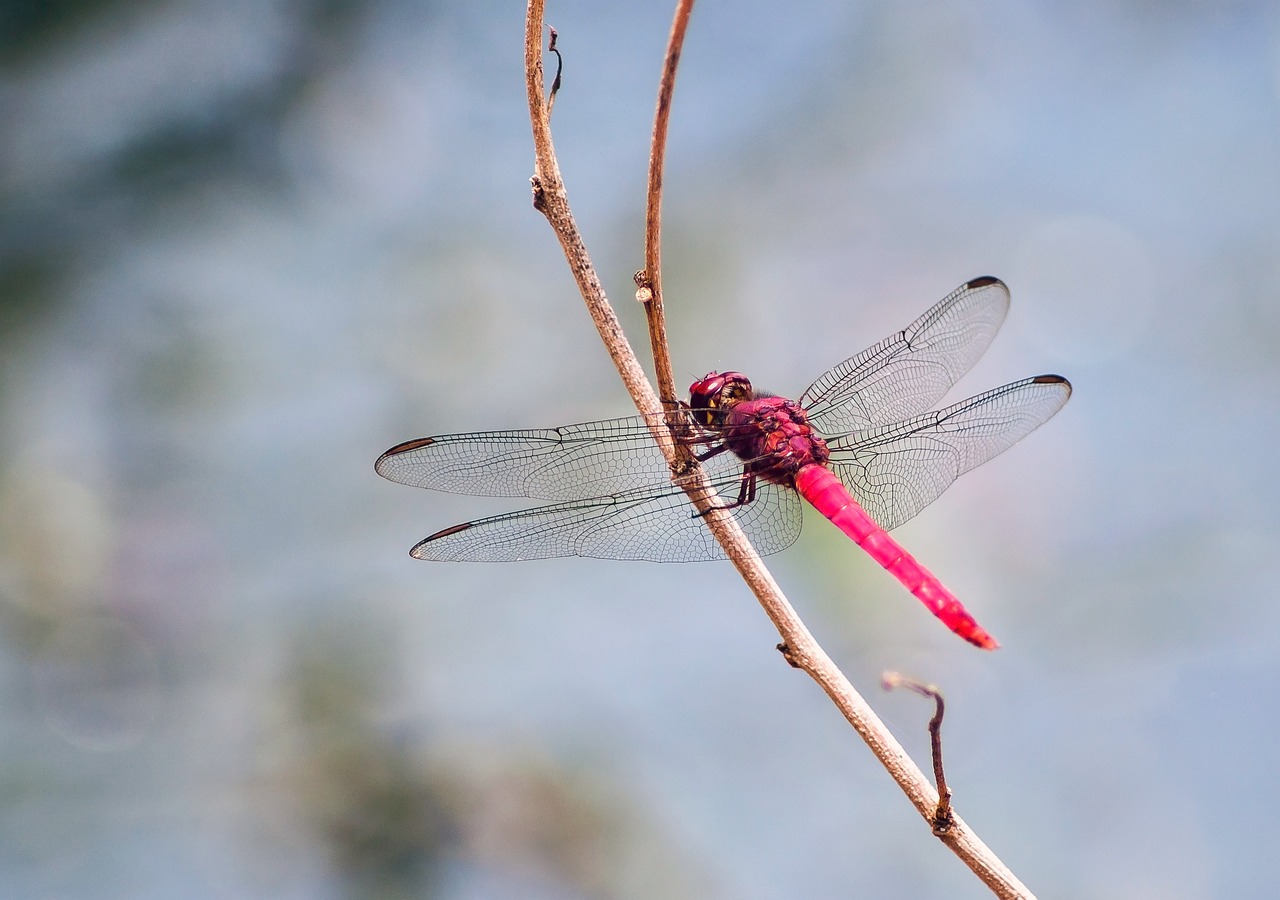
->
(2, 0), (1278, 897)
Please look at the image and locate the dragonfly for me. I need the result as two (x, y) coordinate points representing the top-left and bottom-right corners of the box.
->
(376, 277), (1071, 649)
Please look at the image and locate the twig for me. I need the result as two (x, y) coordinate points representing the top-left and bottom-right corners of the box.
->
(635, 0), (693, 408)
(546, 26), (562, 113)
(523, 3), (1034, 897)
(882, 671), (954, 834)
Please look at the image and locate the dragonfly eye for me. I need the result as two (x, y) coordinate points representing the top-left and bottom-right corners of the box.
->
(688, 372), (723, 426)
(688, 371), (751, 427)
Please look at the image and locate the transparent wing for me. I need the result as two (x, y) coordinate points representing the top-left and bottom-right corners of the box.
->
(801, 277), (1010, 434)
(377, 412), (805, 562)
(825, 375), (1071, 532)
(375, 415), (676, 501)
(408, 472), (804, 563)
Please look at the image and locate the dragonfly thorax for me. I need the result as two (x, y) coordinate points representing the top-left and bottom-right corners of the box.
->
(689, 371), (829, 485)
(721, 395), (830, 486)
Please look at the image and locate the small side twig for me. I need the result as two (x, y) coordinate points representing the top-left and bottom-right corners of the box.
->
(883, 671), (953, 834)
(546, 26), (563, 113)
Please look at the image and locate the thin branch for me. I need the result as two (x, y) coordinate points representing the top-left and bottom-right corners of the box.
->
(883, 671), (954, 834)
(636, 0), (694, 408)
(523, 2), (1034, 897)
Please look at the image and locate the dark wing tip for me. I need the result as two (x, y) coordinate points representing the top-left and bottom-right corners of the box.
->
(965, 275), (1006, 290)
(382, 436), (436, 456)
(409, 521), (473, 559)
(1032, 373), (1072, 394)
(375, 436), (435, 475)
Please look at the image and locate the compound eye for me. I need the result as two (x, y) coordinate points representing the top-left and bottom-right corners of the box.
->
(688, 373), (725, 427)
(689, 373), (721, 404)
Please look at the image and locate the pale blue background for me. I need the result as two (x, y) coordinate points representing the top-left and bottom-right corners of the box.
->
(3, 1), (1277, 897)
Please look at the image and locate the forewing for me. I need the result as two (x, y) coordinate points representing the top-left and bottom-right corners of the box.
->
(801, 277), (1011, 434)
(409, 469), (804, 563)
(824, 375), (1071, 531)
(375, 415), (673, 501)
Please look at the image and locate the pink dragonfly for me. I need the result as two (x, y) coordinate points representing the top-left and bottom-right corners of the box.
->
(376, 277), (1070, 649)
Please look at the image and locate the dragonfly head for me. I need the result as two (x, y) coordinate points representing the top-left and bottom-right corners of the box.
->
(688, 371), (753, 427)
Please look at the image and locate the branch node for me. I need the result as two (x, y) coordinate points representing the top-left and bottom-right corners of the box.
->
(531, 175), (548, 213)
(776, 642), (803, 668)
(634, 269), (654, 304)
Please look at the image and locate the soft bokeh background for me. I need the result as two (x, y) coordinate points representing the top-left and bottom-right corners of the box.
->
(3, 1), (1277, 897)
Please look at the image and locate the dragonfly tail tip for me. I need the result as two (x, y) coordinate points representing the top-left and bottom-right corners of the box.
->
(967, 630), (1000, 651)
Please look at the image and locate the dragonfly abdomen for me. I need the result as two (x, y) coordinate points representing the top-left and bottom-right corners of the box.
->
(794, 464), (998, 650)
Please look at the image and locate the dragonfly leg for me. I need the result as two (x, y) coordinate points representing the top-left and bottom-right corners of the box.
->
(665, 402), (715, 447)
(665, 403), (734, 455)
(694, 442), (730, 462)
(695, 468), (756, 517)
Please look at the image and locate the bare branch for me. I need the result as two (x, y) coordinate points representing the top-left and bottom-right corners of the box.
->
(523, 2), (1035, 896)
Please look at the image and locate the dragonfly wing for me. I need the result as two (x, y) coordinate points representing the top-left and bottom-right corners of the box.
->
(409, 469), (804, 562)
(376, 415), (677, 500)
(801, 277), (1011, 434)
(825, 375), (1071, 531)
